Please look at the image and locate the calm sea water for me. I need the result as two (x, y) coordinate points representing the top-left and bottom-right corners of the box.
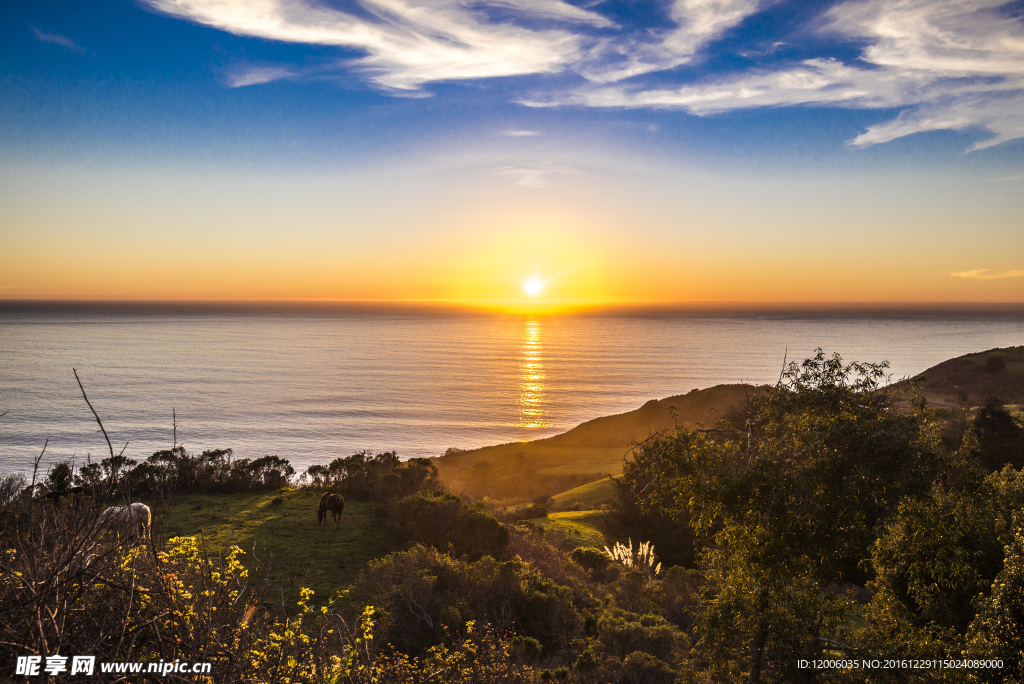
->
(1, 309), (1022, 476)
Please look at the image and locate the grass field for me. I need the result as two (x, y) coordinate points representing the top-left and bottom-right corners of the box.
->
(151, 488), (400, 604)
(548, 477), (617, 511)
(528, 510), (607, 548)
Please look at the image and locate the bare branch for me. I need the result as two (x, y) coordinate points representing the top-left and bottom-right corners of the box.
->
(73, 368), (114, 460)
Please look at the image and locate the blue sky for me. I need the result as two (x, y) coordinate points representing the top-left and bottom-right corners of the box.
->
(2, 0), (1023, 302)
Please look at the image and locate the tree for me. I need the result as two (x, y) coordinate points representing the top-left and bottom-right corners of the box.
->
(628, 350), (947, 682)
(972, 397), (1024, 470)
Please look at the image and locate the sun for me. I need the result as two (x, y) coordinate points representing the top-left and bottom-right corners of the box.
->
(525, 279), (543, 296)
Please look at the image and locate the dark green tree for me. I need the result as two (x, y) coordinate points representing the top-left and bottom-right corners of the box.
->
(627, 350), (947, 682)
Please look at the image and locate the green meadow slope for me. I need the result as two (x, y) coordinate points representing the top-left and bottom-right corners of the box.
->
(548, 477), (618, 511)
(153, 488), (399, 603)
(434, 383), (757, 501)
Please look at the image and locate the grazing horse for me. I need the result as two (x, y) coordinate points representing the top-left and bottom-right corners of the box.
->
(98, 502), (152, 543)
(317, 492), (345, 529)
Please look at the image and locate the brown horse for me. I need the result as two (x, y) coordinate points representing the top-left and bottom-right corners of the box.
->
(317, 492), (345, 529)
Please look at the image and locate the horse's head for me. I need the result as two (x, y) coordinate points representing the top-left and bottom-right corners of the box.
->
(317, 506), (324, 524)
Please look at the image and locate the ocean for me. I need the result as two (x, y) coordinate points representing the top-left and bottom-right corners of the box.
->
(1, 306), (1022, 476)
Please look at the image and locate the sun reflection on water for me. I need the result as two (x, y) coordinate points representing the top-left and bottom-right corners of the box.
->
(517, 318), (549, 428)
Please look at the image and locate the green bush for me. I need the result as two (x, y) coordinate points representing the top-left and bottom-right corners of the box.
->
(390, 490), (464, 548)
(456, 509), (509, 559)
(511, 635), (543, 662)
(597, 609), (682, 661)
(342, 544), (590, 656)
(389, 490), (508, 561)
(511, 503), (549, 521)
(621, 651), (677, 684)
(570, 546), (609, 573)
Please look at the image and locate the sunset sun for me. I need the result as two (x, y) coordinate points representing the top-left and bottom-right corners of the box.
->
(525, 279), (543, 296)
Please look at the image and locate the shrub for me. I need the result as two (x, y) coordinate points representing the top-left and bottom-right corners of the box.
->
(42, 459), (74, 492)
(456, 509), (509, 559)
(571, 546), (610, 572)
(511, 635), (543, 662)
(389, 490), (464, 548)
(0, 472), (27, 507)
(342, 544), (590, 657)
(389, 491), (509, 561)
(305, 452), (438, 504)
(511, 504), (549, 521)
(621, 651), (678, 684)
(597, 609), (682, 661)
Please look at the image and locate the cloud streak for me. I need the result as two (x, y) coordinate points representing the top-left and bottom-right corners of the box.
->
(225, 65), (297, 88)
(142, 0), (1024, 148)
(30, 25), (85, 53)
(558, 0), (1024, 149)
(951, 269), (1024, 280)
(144, 0), (590, 90)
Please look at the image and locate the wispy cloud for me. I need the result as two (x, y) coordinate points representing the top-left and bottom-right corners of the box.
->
(30, 25), (85, 53)
(467, 0), (616, 29)
(143, 0), (763, 90)
(491, 156), (581, 187)
(503, 129), (540, 136)
(558, 0), (1024, 149)
(144, 0), (588, 90)
(951, 269), (1024, 280)
(225, 65), (297, 88)
(574, 0), (767, 83)
(142, 0), (1024, 149)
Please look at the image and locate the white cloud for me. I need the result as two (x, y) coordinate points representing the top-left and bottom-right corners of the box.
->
(562, 58), (883, 112)
(951, 269), (1024, 279)
(465, 0), (616, 29)
(144, 0), (588, 90)
(225, 65), (297, 87)
(144, 0), (765, 89)
(503, 129), (540, 136)
(30, 25), (85, 53)
(576, 0), (767, 83)
(143, 0), (1024, 149)
(490, 156), (582, 186)
(562, 0), (1024, 148)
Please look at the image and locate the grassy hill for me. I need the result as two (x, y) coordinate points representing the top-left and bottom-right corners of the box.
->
(434, 384), (756, 501)
(528, 511), (607, 548)
(902, 346), (1024, 406)
(548, 477), (618, 511)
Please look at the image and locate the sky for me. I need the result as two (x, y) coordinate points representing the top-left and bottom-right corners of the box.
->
(1, 0), (1023, 307)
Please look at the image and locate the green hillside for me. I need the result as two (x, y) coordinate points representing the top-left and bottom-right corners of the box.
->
(434, 383), (756, 501)
(548, 477), (617, 511)
(528, 510), (606, 548)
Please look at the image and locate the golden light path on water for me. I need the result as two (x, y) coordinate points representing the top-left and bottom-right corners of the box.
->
(517, 318), (549, 429)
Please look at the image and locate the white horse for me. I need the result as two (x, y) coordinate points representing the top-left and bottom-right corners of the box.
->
(97, 502), (152, 543)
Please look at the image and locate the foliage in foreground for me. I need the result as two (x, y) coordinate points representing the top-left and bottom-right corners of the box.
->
(0, 498), (537, 683)
(621, 349), (1024, 683)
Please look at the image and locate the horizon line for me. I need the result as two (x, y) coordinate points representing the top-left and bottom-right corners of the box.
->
(3, 298), (1024, 316)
